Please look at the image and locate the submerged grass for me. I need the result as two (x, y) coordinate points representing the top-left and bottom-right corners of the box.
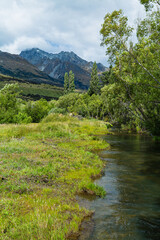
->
(0, 114), (109, 239)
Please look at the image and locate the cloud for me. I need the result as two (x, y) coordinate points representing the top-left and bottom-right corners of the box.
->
(0, 0), (145, 65)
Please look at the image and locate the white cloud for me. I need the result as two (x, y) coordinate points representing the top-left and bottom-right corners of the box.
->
(0, 0), (145, 65)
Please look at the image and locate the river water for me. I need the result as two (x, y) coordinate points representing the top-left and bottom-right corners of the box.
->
(79, 134), (160, 240)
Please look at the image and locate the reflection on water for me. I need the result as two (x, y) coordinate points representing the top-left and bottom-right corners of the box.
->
(79, 134), (160, 240)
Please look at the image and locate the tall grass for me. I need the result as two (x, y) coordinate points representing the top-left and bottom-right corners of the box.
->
(0, 115), (109, 239)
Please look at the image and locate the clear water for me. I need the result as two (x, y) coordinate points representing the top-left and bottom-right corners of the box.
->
(79, 134), (160, 240)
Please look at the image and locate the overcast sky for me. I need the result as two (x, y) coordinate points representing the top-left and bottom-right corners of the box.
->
(0, 0), (145, 65)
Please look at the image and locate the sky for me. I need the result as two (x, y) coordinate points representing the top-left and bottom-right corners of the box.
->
(0, 0), (146, 65)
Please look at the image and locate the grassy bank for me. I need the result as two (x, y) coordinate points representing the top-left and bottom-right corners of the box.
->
(0, 115), (109, 240)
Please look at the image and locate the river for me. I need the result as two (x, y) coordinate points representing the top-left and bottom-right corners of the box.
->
(78, 133), (160, 240)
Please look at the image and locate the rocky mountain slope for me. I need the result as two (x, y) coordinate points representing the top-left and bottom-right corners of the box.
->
(0, 50), (62, 86)
(20, 48), (107, 89)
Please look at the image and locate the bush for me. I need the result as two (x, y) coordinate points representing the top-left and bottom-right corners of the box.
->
(14, 112), (32, 124)
(56, 93), (80, 111)
(25, 99), (49, 123)
(0, 84), (20, 123)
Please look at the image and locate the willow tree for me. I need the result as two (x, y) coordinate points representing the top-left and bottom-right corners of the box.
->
(140, 0), (160, 10)
(100, 9), (160, 135)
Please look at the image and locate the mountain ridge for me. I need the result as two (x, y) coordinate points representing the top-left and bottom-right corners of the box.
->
(20, 48), (107, 89)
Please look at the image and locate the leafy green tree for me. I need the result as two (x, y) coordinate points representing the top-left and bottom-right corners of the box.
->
(140, 0), (160, 10)
(88, 94), (102, 118)
(100, 9), (160, 135)
(64, 72), (69, 94)
(88, 62), (100, 95)
(56, 93), (79, 111)
(0, 84), (20, 123)
(25, 99), (49, 123)
(101, 83), (132, 126)
(100, 10), (133, 64)
(72, 98), (89, 116)
(100, 65), (117, 87)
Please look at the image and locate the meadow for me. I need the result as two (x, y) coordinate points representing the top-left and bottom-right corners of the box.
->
(0, 114), (109, 239)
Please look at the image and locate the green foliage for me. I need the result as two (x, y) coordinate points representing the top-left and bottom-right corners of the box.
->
(140, 0), (160, 11)
(88, 94), (102, 118)
(0, 84), (59, 124)
(48, 107), (66, 114)
(69, 70), (75, 93)
(63, 71), (75, 94)
(64, 72), (69, 94)
(100, 65), (115, 87)
(56, 93), (79, 111)
(100, 10), (133, 63)
(0, 84), (20, 123)
(71, 98), (89, 116)
(55, 93), (103, 119)
(25, 99), (49, 123)
(14, 112), (32, 124)
(101, 83), (131, 125)
(88, 62), (100, 95)
(100, 8), (160, 135)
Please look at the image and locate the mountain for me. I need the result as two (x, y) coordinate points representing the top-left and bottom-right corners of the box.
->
(20, 48), (107, 89)
(0, 50), (62, 86)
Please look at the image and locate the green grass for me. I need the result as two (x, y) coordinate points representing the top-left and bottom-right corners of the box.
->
(0, 114), (109, 239)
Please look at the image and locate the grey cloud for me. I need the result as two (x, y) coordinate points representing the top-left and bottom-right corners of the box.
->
(0, 0), (145, 65)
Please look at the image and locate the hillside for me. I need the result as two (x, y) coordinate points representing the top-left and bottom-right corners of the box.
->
(0, 73), (63, 100)
(0, 50), (63, 87)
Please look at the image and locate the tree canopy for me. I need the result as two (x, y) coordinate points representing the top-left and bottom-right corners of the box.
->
(140, 0), (160, 10)
(100, 6), (160, 135)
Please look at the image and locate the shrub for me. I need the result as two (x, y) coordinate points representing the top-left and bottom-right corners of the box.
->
(25, 99), (49, 123)
(0, 84), (20, 123)
(14, 112), (32, 124)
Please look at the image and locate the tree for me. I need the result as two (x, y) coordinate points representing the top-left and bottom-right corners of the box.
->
(63, 71), (75, 94)
(140, 0), (160, 11)
(100, 9), (160, 135)
(64, 72), (69, 94)
(100, 65), (116, 87)
(88, 94), (102, 118)
(69, 70), (75, 93)
(72, 98), (89, 116)
(56, 93), (79, 111)
(88, 62), (100, 95)
(100, 10), (133, 64)
(0, 84), (20, 123)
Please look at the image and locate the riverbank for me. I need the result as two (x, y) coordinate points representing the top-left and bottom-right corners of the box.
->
(0, 114), (109, 240)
